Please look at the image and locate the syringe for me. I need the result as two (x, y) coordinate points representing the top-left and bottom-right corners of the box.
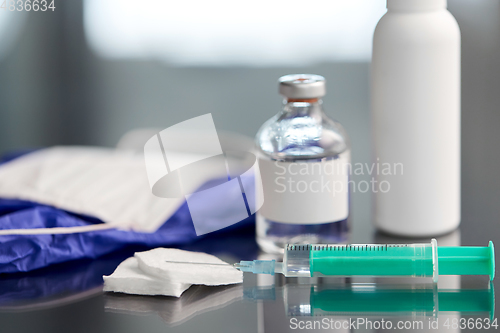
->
(234, 239), (495, 282)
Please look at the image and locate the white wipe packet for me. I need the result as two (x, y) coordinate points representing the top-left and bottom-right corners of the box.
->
(103, 248), (243, 297)
(103, 257), (191, 297)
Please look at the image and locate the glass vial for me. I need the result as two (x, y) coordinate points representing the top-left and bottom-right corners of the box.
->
(255, 74), (350, 253)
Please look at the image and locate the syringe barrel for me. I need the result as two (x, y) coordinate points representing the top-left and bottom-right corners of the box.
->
(277, 240), (494, 281)
(281, 245), (312, 278)
(310, 241), (437, 280)
(282, 240), (438, 281)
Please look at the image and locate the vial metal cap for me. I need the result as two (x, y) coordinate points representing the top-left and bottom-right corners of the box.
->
(279, 74), (326, 99)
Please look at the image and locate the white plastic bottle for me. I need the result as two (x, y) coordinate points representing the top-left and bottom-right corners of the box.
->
(371, 0), (461, 236)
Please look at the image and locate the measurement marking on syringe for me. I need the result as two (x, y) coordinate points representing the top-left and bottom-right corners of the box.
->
(290, 243), (413, 252)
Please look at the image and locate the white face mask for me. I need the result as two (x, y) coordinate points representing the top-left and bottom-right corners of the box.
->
(0, 146), (220, 234)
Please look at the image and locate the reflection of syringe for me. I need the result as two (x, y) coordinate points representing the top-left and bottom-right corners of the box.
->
(244, 283), (495, 319)
(235, 240), (495, 282)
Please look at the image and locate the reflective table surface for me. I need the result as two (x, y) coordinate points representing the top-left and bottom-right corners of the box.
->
(0, 212), (497, 333)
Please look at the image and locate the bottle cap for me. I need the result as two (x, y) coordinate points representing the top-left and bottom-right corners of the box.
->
(387, 0), (446, 11)
(279, 74), (326, 99)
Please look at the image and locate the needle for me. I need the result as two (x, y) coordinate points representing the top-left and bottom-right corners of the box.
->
(164, 260), (232, 266)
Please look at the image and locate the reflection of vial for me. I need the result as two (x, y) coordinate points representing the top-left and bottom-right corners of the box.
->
(255, 74), (350, 253)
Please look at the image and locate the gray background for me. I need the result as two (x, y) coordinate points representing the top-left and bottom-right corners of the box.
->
(0, 1), (499, 239)
(0, 0), (499, 332)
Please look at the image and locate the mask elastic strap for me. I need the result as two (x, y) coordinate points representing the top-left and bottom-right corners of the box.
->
(0, 224), (116, 235)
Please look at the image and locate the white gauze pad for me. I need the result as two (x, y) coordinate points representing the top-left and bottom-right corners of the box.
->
(103, 257), (191, 297)
(135, 248), (243, 286)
